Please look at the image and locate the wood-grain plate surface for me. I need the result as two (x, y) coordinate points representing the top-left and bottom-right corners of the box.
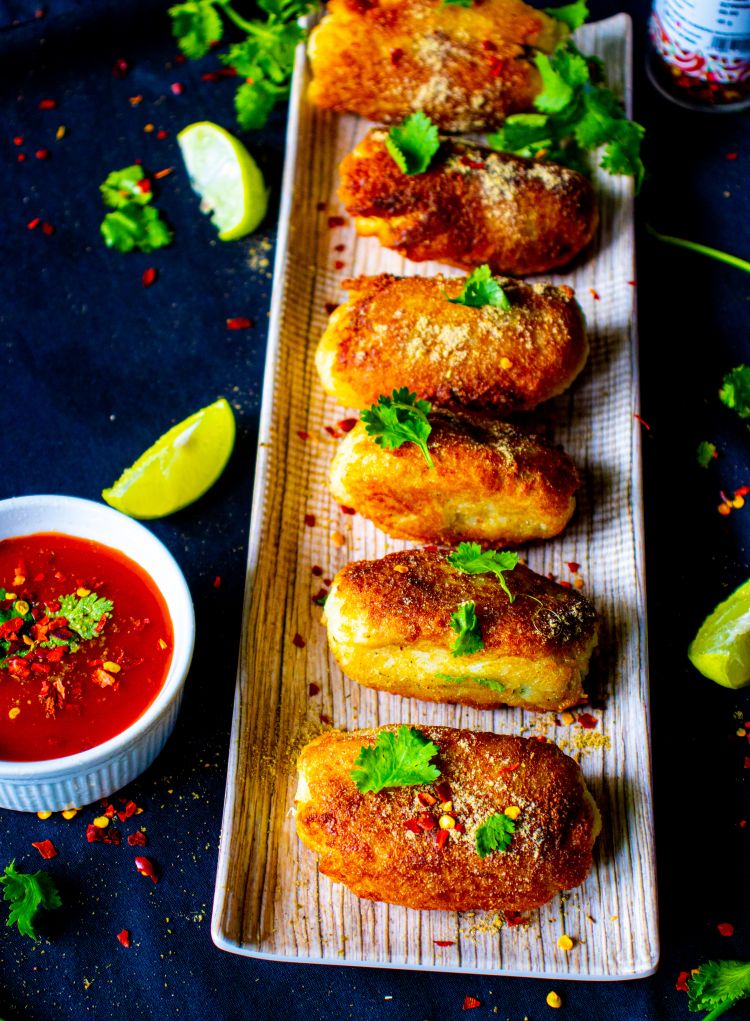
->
(212, 13), (659, 978)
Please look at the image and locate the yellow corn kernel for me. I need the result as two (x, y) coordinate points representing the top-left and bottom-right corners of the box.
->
(3, 592), (15, 601)
(102, 661), (121, 673)
(557, 934), (574, 951)
(14, 600), (29, 616)
(546, 991), (562, 1009)
(61, 808), (78, 820)
(438, 814), (455, 830)
(144, 123), (155, 132)
(504, 805), (521, 820)
(560, 711), (575, 726)
(718, 503), (731, 516)
(55, 125), (66, 140)
(93, 815), (109, 829)
(37, 810), (52, 820)
(331, 531), (346, 547)
(8, 707), (20, 720)
(76, 587), (91, 597)
(158, 638), (167, 650)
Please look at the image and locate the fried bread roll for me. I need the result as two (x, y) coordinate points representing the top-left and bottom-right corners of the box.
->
(317, 274), (587, 413)
(330, 409), (579, 545)
(338, 131), (598, 276)
(324, 548), (597, 711)
(307, 0), (567, 132)
(296, 726), (601, 911)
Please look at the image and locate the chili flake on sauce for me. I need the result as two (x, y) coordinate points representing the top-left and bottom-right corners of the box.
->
(0, 533), (173, 761)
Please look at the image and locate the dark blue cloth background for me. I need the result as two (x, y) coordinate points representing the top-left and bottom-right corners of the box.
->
(0, 1), (749, 1018)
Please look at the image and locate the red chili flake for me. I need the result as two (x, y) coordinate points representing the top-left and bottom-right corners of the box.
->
(308, 682), (320, 696)
(324, 425), (341, 438)
(726, 152), (738, 160)
(156, 130), (168, 140)
(217, 66), (237, 77)
(487, 56), (505, 77)
(463, 997), (481, 1010)
(312, 587), (328, 604)
(435, 829), (449, 849)
(327, 216), (346, 228)
(337, 418), (357, 433)
(589, 288), (600, 300)
(112, 58), (130, 78)
(26, 217), (40, 230)
(170, 82), (184, 95)
(675, 971), (690, 992)
(226, 317), (253, 330)
(135, 178), (152, 195)
(481, 39), (497, 50)
(435, 782), (452, 803)
(434, 940), (455, 947)
(38, 99), (57, 110)
(737, 486), (750, 497)
(17, 153), (26, 162)
(567, 561), (580, 573)
(104, 803), (116, 818)
(741, 820), (747, 828)
(128, 831), (147, 846)
(633, 413), (651, 431)
(213, 576), (221, 589)
(627, 280), (636, 286)
(142, 267), (157, 287)
(31, 839), (57, 859)
(743, 756), (750, 769)
(324, 302), (339, 315)
(134, 856), (158, 883)
(316, 201), (327, 212)
(304, 514), (316, 527)
(418, 792), (438, 807)
(504, 910), (525, 926)
(311, 565), (323, 576)
(13, 136), (23, 146)
(577, 713), (598, 729)
(320, 713), (331, 725)
(174, 53), (186, 64)
(417, 812), (436, 830)
(41, 222), (55, 235)
(460, 156), (485, 170)
(717, 922), (735, 937)
(390, 47), (404, 65)
(291, 634), (307, 651)
(334, 243), (346, 253)
(297, 430), (311, 441)
(333, 260), (345, 270)
(86, 824), (121, 845)
(116, 929), (131, 947)
(558, 580), (572, 589)
(340, 505), (356, 515)
(201, 72), (220, 82)
(323, 578), (332, 586)
(498, 761), (520, 775)
(454, 823), (465, 833)
(117, 800), (139, 822)
(404, 819), (422, 834)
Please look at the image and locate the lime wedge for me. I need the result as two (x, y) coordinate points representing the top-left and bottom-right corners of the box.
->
(177, 121), (268, 241)
(102, 398), (236, 519)
(688, 577), (750, 688)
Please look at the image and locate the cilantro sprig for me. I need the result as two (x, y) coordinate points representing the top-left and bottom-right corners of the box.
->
(448, 265), (511, 311)
(720, 366), (750, 420)
(1, 861), (61, 941)
(361, 389), (435, 469)
(687, 960), (750, 1020)
(169, 0), (315, 131)
(543, 0), (588, 30)
(385, 113), (440, 176)
(449, 601), (484, 657)
(99, 165), (173, 254)
(54, 593), (113, 641)
(475, 813), (516, 858)
(351, 726), (440, 793)
(447, 543), (519, 603)
(697, 441), (717, 468)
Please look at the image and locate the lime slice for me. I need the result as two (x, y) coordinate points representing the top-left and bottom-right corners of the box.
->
(102, 398), (236, 519)
(688, 577), (750, 688)
(177, 121), (268, 241)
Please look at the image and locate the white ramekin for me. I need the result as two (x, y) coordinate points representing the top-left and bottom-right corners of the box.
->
(0, 495), (195, 812)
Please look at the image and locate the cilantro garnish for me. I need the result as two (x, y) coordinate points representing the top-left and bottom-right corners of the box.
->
(1, 861), (61, 941)
(475, 813), (516, 858)
(697, 441), (717, 468)
(543, 0), (588, 30)
(100, 166), (153, 209)
(488, 31), (645, 189)
(435, 672), (506, 692)
(101, 204), (173, 254)
(350, 726), (440, 793)
(687, 960), (750, 1020)
(448, 265), (511, 311)
(385, 113), (440, 176)
(360, 389), (435, 469)
(447, 543), (519, 603)
(169, 0), (315, 131)
(449, 601), (484, 657)
(720, 365), (750, 419)
(54, 593), (113, 641)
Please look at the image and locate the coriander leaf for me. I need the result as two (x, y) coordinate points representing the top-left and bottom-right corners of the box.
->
(235, 80), (282, 131)
(599, 118), (645, 191)
(573, 86), (624, 149)
(475, 813), (516, 858)
(697, 441), (717, 468)
(351, 726), (440, 793)
(448, 265), (511, 311)
(449, 601), (484, 657)
(435, 672), (506, 692)
(534, 52), (574, 113)
(687, 960), (750, 1019)
(54, 593), (113, 641)
(487, 113), (551, 156)
(447, 542), (519, 603)
(385, 113), (440, 176)
(168, 0), (223, 60)
(101, 203), (173, 254)
(1, 861), (61, 941)
(100, 166), (152, 209)
(720, 365), (750, 419)
(360, 388), (435, 469)
(543, 0), (588, 30)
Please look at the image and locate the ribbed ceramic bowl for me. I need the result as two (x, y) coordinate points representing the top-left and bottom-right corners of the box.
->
(0, 495), (195, 812)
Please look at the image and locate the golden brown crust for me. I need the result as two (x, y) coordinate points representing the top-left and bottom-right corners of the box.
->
(316, 273), (588, 413)
(338, 131), (598, 276)
(330, 409), (579, 545)
(307, 0), (567, 132)
(324, 547), (598, 711)
(296, 725), (600, 912)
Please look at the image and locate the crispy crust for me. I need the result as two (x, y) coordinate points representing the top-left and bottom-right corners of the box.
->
(296, 725), (601, 912)
(330, 410), (579, 544)
(307, 0), (567, 132)
(316, 273), (588, 413)
(324, 547), (598, 711)
(338, 131), (598, 276)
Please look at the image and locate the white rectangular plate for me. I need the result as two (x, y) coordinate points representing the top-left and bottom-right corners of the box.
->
(212, 13), (659, 979)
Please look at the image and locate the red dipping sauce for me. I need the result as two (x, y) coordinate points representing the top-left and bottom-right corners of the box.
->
(0, 533), (173, 761)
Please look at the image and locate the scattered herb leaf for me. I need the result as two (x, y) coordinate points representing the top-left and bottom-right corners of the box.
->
(449, 601), (484, 657)
(168, 0), (224, 59)
(1, 861), (61, 941)
(448, 265), (511, 310)
(447, 543), (519, 603)
(100, 166), (152, 209)
(543, 0), (588, 30)
(687, 960), (750, 1020)
(435, 672), (506, 692)
(360, 388), (434, 468)
(54, 593), (114, 641)
(101, 204), (173, 253)
(720, 366), (750, 419)
(475, 813), (516, 858)
(385, 112), (440, 176)
(697, 441), (718, 468)
(351, 726), (440, 793)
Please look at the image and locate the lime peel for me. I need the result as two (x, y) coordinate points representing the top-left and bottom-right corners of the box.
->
(688, 577), (750, 689)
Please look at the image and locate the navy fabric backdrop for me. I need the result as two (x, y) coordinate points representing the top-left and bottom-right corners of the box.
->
(1, 1), (750, 1018)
